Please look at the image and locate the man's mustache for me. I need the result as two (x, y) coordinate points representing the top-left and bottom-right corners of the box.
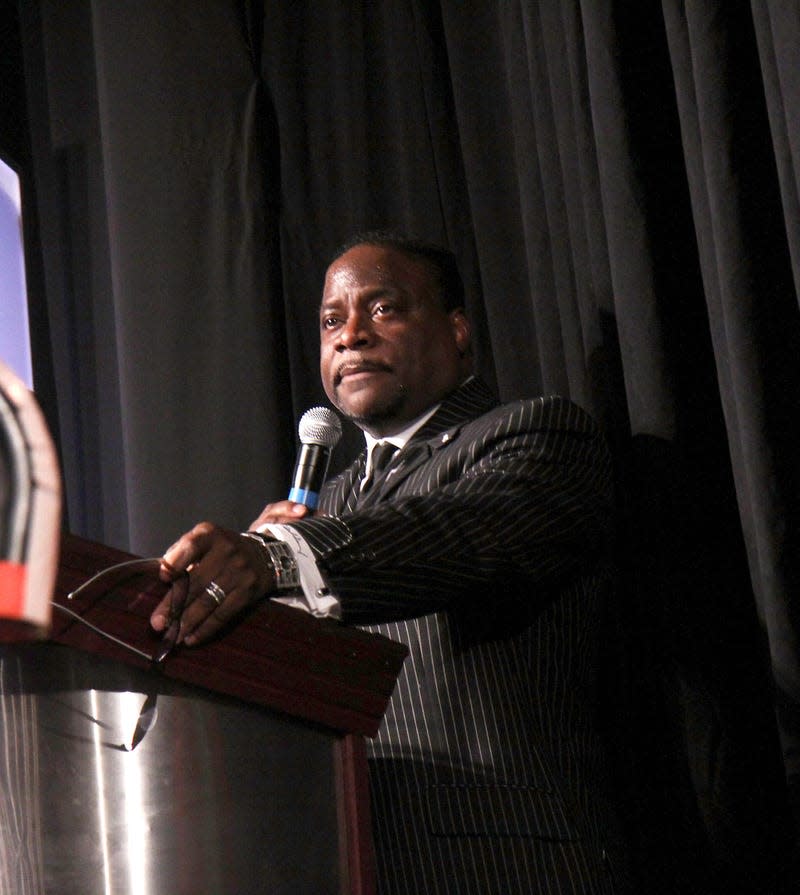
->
(333, 359), (393, 386)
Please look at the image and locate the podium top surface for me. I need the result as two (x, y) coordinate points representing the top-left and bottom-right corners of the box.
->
(50, 533), (408, 738)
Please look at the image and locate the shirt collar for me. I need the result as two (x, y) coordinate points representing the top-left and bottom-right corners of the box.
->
(363, 403), (440, 475)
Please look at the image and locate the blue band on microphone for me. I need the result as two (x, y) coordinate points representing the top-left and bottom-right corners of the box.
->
(288, 487), (319, 509)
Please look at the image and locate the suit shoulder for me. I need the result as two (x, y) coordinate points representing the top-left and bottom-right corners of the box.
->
(477, 394), (599, 435)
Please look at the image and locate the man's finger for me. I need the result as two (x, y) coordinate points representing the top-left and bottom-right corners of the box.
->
(162, 521), (218, 571)
(181, 585), (250, 646)
(249, 501), (309, 529)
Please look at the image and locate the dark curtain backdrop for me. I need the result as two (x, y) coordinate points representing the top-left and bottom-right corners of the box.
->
(13, 0), (800, 891)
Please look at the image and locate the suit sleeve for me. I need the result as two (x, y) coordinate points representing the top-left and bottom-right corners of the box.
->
(282, 396), (613, 624)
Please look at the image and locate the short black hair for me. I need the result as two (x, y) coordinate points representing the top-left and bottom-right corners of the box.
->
(329, 230), (465, 312)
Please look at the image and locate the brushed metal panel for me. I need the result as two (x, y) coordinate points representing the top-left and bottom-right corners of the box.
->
(0, 643), (340, 895)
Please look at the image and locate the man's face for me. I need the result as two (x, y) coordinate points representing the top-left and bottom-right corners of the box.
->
(319, 244), (471, 436)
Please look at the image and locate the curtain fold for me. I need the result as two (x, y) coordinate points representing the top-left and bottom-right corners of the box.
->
(663, 0), (800, 793)
(751, 0), (800, 301)
(22, 0), (800, 890)
(89, 0), (294, 551)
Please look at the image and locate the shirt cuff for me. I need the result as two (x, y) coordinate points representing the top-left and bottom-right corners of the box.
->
(257, 522), (341, 619)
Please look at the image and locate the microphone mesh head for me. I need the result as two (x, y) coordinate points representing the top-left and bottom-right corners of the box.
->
(298, 406), (342, 447)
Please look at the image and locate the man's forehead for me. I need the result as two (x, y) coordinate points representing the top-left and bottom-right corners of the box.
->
(323, 244), (436, 295)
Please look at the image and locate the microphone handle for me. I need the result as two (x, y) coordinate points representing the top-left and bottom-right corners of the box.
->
(288, 443), (331, 509)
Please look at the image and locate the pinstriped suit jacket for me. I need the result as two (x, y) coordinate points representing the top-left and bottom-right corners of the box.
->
(288, 379), (626, 894)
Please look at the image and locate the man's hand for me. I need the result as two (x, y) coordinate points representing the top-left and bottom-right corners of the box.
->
(150, 522), (275, 647)
(249, 499), (310, 530)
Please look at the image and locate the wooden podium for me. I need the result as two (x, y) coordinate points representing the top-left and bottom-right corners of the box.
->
(0, 533), (407, 895)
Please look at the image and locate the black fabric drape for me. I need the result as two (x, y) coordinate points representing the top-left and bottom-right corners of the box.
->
(663, 0), (800, 800)
(16, 0), (800, 891)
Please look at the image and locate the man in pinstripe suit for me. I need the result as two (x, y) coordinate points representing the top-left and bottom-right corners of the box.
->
(152, 233), (629, 893)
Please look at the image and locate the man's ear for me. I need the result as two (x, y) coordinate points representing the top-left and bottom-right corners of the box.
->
(450, 308), (471, 357)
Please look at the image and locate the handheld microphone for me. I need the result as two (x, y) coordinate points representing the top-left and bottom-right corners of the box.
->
(288, 407), (342, 509)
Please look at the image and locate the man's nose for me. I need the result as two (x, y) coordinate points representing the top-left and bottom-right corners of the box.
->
(336, 312), (373, 350)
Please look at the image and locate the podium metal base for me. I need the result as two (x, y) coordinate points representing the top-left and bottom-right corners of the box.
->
(0, 642), (340, 895)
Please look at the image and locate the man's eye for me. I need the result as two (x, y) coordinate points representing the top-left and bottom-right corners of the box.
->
(321, 316), (341, 329)
(373, 303), (395, 316)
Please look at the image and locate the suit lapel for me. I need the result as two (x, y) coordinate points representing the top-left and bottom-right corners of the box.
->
(355, 440), (432, 509)
(321, 451), (366, 514)
(410, 377), (498, 440)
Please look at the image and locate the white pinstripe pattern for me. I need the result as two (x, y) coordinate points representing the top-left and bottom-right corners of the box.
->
(287, 379), (627, 893)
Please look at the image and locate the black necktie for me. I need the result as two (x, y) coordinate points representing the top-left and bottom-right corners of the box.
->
(362, 442), (399, 494)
